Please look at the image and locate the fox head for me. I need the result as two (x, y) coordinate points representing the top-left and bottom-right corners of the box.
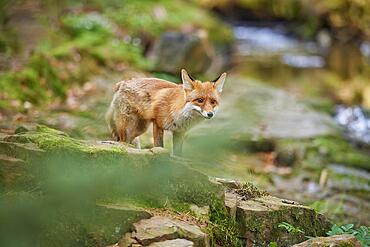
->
(181, 69), (227, 119)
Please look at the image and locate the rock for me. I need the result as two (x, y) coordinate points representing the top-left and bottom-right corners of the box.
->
(185, 78), (338, 161)
(15, 126), (30, 134)
(0, 154), (27, 190)
(224, 186), (331, 246)
(0, 141), (45, 160)
(132, 216), (178, 245)
(328, 194), (370, 225)
(132, 216), (208, 247)
(212, 177), (242, 190)
(149, 32), (213, 74)
(293, 234), (362, 247)
(327, 164), (370, 194)
(0, 125), (222, 207)
(276, 148), (298, 167)
(191, 78), (337, 140)
(148, 239), (194, 247)
(118, 232), (140, 247)
(205, 43), (232, 77)
(189, 205), (209, 218)
(0, 125), (221, 247)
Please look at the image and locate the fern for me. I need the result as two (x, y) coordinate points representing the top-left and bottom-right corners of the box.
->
(327, 224), (370, 247)
(278, 222), (304, 234)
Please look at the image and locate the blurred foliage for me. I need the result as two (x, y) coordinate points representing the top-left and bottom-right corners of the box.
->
(0, 53), (66, 106)
(0, 125), (223, 246)
(310, 200), (344, 218)
(0, 0), (231, 111)
(105, 0), (232, 44)
(308, 136), (370, 170)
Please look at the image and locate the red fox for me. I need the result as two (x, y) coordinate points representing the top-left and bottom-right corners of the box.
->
(106, 69), (227, 155)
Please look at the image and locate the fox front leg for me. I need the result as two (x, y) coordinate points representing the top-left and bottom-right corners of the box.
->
(153, 122), (164, 147)
(172, 131), (184, 156)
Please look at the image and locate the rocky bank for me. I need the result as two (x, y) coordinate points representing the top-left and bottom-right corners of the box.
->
(0, 125), (345, 247)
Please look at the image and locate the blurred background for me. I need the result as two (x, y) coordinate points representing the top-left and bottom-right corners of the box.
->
(0, 0), (369, 246)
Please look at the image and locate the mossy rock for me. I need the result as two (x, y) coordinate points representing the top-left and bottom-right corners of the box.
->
(0, 125), (224, 246)
(149, 32), (213, 74)
(225, 188), (331, 246)
(0, 125), (222, 206)
(307, 136), (370, 170)
(260, 136), (370, 170)
(293, 234), (362, 247)
(326, 164), (370, 198)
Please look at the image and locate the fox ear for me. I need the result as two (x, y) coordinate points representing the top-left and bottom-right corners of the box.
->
(181, 69), (195, 91)
(212, 72), (227, 93)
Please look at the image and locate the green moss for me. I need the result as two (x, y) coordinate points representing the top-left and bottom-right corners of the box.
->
(235, 196), (331, 246)
(235, 182), (268, 200)
(52, 32), (109, 58)
(208, 197), (241, 247)
(270, 136), (370, 170)
(309, 136), (370, 170)
(0, 26), (19, 55)
(310, 200), (344, 219)
(107, 0), (233, 44)
(91, 39), (150, 69)
(4, 125), (127, 155)
(0, 51), (68, 109)
(61, 13), (114, 38)
(338, 243), (355, 247)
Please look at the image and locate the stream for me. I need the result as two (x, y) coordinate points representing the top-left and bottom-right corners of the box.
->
(233, 22), (370, 146)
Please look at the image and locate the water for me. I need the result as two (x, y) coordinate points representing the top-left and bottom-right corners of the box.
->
(234, 26), (302, 54)
(233, 23), (370, 148)
(233, 23), (369, 73)
(334, 106), (370, 147)
(281, 54), (324, 68)
(233, 24), (324, 68)
(360, 41), (370, 58)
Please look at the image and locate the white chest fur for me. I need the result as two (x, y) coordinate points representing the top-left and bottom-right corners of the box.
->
(164, 102), (203, 132)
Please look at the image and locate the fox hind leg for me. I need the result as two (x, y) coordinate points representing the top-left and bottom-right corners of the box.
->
(106, 105), (119, 141)
(124, 114), (149, 147)
(116, 120), (128, 143)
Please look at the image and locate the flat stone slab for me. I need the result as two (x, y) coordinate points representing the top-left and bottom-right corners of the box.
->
(132, 216), (208, 247)
(189, 78), (337, 140)
(293, 234), (362, 247)
(148, 239), (194, 247)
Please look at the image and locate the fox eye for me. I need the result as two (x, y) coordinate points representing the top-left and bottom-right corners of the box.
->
(195, 98), (204, 104)
(210, 100), (217, 105)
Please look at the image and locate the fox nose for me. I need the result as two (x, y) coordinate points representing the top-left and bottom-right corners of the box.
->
(207, 112), (214, 118)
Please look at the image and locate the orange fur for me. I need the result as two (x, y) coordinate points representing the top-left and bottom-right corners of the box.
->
(106, 69), (226, 155)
